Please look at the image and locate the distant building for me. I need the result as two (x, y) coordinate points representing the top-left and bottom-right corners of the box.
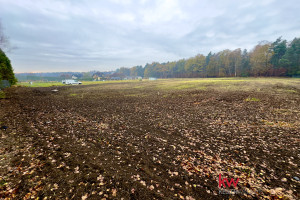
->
(149, 77), (157, 81)
(124, 76), (142, 80)
(93, 75), (100, 81)
(72, 75), (78, 79)
(124, 76), (132, 80)
(92, 72), (105, 81)
(110, 77), (121, 80)
(123, 76), (143, 80)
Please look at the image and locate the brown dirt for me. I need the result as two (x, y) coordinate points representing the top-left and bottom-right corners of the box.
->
(0, 83), (299, 199)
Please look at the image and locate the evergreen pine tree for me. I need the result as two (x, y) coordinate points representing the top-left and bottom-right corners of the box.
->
(0, 48), (17, 85)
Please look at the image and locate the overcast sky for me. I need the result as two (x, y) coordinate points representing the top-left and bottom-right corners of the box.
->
(0, 0), (299, 73)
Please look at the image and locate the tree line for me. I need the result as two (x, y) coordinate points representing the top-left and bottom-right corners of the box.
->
(114, 37), (300, 78)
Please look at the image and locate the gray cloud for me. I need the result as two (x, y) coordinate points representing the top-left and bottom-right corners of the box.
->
(0, 0), (299, 72)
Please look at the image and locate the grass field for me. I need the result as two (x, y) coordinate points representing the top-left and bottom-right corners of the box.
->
(17, 80), (137, 87)
(1, 78), (300, 199)
(18, 77), (300, 93)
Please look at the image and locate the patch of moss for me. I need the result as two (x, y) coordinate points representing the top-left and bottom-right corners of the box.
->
(0, 91), (6, 99)
(245, 97), (260, 102)
(286, 89), (297, 93)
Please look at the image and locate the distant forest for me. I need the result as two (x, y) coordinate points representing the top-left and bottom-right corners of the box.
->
(115, 37), (300, 78)
(16, 37), (300, 81)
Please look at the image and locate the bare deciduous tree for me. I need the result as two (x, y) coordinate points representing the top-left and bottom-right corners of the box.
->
(0, 20), (10, 52)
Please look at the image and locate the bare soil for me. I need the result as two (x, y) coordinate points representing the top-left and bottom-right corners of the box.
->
(0, 82), (299, 199)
